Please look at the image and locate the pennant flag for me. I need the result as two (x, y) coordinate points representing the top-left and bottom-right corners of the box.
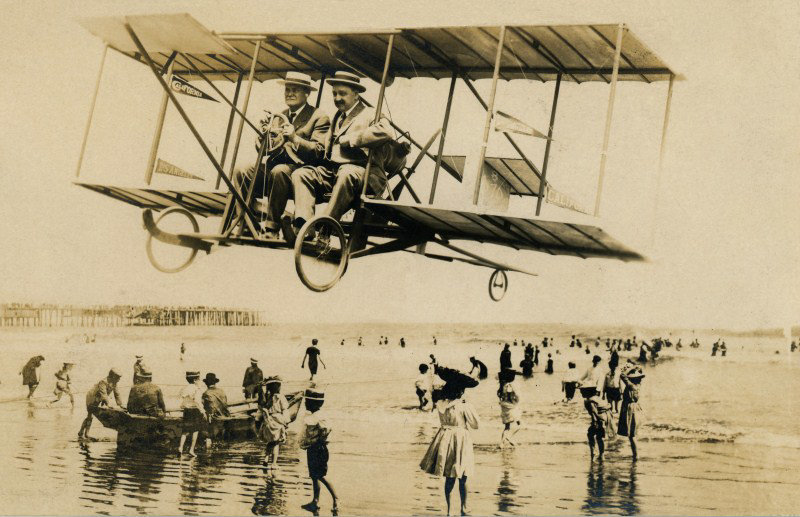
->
(154, 159), (204, 181)
(170, 75), (218, 102)
(494, 111), (550, 140)
(545, 185), (592, 215)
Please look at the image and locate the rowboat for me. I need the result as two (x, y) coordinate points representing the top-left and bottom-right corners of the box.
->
(94, 392), (302, 448)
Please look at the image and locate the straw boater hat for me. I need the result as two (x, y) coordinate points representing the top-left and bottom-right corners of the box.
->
(264, 376), (282, 386)
(250, 358), (258, 364)
(304, 387), (325, 401)
(186, 370), (200, 379)
(135, 355), (143, 360)
(203, 373), (219, 386)
(327, 71), (366, 92)
(277, 71), (317, 91)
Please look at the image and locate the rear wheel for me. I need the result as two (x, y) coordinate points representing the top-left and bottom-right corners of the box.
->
(294, 216), (349, 292)
(146, 207), (200, 273)
(488, 269), (508, 301)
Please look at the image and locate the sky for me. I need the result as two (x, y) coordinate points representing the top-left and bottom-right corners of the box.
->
(0, 0), (798, 330)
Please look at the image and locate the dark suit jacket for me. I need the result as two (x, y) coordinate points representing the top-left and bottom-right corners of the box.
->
(282, 103), (330, 165)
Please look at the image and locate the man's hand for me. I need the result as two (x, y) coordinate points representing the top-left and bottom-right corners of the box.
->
(281, 124), (297, 144)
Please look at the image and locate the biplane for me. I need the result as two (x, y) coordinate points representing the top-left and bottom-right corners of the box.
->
(74, 13), (678, 301)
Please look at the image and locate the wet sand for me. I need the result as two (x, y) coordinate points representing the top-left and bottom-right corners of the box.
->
(1, 326), (798, 515)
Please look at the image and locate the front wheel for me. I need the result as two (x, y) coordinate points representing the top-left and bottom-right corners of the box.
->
(294, 216), (349, 292)
(145, 207), (200, 273)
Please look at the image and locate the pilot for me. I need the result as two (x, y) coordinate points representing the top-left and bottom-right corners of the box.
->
(285, 71), (393, 243)
(233, 71), (330, 238)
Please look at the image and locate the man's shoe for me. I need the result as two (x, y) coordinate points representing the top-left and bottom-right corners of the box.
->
(280, 215), (297, 246)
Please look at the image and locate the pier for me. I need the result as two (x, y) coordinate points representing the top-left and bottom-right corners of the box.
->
(0, 303), (264, 327)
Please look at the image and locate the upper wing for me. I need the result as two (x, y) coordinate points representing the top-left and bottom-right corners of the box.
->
(363, 198), (644, 261)
(75, 182), (227, 217)
(80, 14), (678, 83)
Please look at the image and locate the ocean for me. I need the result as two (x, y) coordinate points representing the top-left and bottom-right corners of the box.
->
(0, 324), (798, 515)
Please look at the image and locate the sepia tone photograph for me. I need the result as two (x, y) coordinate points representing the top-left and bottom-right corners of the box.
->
(1, 0), (799, 515)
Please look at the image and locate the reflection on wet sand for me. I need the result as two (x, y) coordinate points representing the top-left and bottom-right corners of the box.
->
(582, 460), (640, 515)
(80, 447), (167, 514)
(495, 449), (519, 514)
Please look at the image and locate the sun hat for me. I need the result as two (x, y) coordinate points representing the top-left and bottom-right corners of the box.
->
(326, 71), (366, 92)
(277, 71), (317, 91)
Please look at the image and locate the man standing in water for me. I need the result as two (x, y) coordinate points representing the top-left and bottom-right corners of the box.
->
(243, 358), (264, 404)
(133, 355), (147, 385)
(78, 368), (123, 440)
(302, 339), (326, 381)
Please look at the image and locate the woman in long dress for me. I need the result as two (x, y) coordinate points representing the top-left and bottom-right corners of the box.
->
(617, 366), (645, 460)
(420, 366), (480, 516)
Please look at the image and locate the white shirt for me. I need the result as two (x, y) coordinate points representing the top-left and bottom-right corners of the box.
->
(579, 364), (606, 391)
(179, 382), (204, 410)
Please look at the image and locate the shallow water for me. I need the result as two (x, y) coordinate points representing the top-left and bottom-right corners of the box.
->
(1, 325), (799, 515)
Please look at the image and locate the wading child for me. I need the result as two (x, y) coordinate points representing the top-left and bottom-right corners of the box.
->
(300, 388), (338, 513)
(178, 371), (206, 456)
(256, 376), (300, 468)
(499, 369), (521, 448)
(586, 394), (614, 460)
(50, 362), (74, 407)
(415, 364), (432, 410)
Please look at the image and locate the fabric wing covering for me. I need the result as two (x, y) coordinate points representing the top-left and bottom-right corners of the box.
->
(80, 14), (677, 84)
(75, 183), (227, 217)
(363, 199), (645, 261)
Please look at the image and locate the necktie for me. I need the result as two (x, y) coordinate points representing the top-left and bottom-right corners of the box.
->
(287, 111), (296, 124)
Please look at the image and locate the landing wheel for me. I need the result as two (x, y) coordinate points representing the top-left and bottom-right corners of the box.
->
(488, 269), (508, 302)
(294, 216), (349, 292)
(146, 207), (200, 273)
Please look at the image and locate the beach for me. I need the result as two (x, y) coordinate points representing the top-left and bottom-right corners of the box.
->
(1, 324), (798, 515)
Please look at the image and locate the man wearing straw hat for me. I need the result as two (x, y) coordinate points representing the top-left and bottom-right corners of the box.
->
(126, 368), (166, 417)
(233, 71), (330, 238)
(286, 70), (394, 243)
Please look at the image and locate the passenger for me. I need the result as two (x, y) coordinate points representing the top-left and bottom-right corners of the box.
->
(178, 371), (206, 456)
(286, 71), (395, 242)
(302, 339), (326, 381)
(202, 372), (229, 446)
(243, 358), (264, 403)
(300, 388), (338, 513)
(233, 72), (330, 238)
(78, 368), (123, 440)
(468, 356), (488, 380)
(50, 362), (75, 407)
(20, 355), (44, 399)
(126, 369), (166, 417)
